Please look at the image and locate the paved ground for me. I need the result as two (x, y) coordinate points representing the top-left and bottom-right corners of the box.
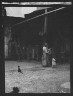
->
(5, 61), (70, 93)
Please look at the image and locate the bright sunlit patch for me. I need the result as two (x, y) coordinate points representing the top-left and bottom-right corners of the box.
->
(21, 7), (37, 14)
(5, 7), (37, 18)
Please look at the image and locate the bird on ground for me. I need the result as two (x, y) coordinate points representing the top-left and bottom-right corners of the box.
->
(18, 66), (23, 74)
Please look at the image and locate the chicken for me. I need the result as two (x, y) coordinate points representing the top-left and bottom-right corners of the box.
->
(18, 66), (23, 74)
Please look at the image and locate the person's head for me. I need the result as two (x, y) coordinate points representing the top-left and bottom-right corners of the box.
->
(43, 42), (48, 47)
(18, 66), (20, 68)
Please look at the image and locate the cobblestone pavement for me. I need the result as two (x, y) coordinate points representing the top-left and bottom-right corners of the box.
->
(5, 61), (70, 93)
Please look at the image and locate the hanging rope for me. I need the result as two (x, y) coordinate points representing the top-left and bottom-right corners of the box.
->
(11, 7), (66, 28)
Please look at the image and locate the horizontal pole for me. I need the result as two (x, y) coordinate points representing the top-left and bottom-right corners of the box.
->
(11, 7), (65, 28)
(2, 2), (72, 5)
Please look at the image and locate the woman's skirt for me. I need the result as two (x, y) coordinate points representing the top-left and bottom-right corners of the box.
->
(42, 53), (52, 67)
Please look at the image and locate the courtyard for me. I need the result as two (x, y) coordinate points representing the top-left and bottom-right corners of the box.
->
(5, 61), (70, 93)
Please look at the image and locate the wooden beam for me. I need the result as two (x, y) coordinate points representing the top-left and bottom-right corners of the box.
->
(44, 8), (48, 34)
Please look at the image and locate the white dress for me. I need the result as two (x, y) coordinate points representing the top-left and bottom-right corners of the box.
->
(42, 46), (48, 66)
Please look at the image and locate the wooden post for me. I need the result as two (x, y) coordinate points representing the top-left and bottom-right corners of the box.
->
(44, 8), (48, 36)
(42, 9), (48, 67)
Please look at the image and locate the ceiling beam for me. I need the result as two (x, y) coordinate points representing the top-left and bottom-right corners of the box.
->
(2, 2), (72, 5)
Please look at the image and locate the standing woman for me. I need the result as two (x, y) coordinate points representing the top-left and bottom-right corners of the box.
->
(42, 43), (48, 67)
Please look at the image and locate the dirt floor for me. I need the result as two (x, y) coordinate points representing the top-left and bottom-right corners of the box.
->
(5, 61), (70, 93)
